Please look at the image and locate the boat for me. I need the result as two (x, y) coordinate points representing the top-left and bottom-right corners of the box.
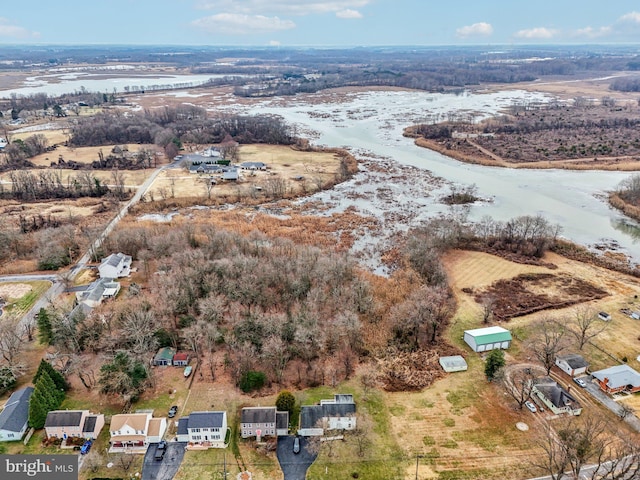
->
(183, 366), (192, 378)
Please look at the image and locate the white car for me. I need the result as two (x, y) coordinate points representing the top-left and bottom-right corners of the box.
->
(574, 377), (587, 388)
(525, 401), (537, 413)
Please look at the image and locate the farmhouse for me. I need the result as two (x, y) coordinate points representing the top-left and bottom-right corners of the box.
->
(592, 364), (640, 394)
(555, 353), (589, 377)
(240, 407), (289, 439)
(0, 387), (33, 442)
(109, 412), (166, 453)
(298, 394), (356, 437)
(439, 355), (468, 373)
(463, 326), (512, 352)
(153, 347), (176, 366)
(533, 377), (582, 416)
(176, 411), (228, 449)
(240, 161), (267, 170)
(44, 410), (105, 440)
(98, 252), (132, 279)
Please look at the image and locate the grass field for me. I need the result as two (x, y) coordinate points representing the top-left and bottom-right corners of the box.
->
(0, 280), (51, 319)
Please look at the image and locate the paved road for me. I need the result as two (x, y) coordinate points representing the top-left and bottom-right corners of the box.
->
(277, 436), (317, 480)
(141, 442), (186, 480)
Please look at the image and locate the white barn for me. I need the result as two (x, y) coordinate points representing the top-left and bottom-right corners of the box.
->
(463, 326), (512, 352)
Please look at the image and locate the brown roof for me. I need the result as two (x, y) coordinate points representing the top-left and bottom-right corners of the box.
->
(173, 352), (189, 361)
(110, 413), (149, 433)
(147, 418), (163, 437)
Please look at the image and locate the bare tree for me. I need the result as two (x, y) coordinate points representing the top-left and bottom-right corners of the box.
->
(528, 318), (567, 375)
(349, 415), (373, 457)
(571, 306), (607, 351)
(480, 294), (496, 324)
(0, 316), (26, 373)
(499, 366), (537, 410)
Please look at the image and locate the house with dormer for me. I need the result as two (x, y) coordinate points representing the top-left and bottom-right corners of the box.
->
(109, 412), (166, 453)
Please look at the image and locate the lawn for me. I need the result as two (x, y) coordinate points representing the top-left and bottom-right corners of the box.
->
(0, 280), (51, 319)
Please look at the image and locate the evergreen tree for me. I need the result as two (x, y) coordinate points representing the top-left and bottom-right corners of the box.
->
(34, 359), (68, 391)
(275, 390), (296, 415)
(28, 370), (66, 429)
(484, 349), (506, 381)
(28, 389), (49, 429)
(36, 308), (52, 345)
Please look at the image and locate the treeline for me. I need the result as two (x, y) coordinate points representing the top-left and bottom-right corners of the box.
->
(69, 107), (295, 148)
(610, 77), (640, 92)
(1, 170), (110, 201)
(1, 134), (49, 169)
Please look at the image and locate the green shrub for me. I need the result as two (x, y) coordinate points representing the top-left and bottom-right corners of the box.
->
(239, 371), (266, 393)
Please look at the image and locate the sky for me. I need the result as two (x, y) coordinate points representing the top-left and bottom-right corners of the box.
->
(1, 0), (640, 47)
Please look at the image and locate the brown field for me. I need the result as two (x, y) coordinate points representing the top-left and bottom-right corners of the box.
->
(25, 142), (160, 167)
(0, 282), (32, 300)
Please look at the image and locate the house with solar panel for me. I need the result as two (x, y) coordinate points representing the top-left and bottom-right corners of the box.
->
(44, 410), (105, 440)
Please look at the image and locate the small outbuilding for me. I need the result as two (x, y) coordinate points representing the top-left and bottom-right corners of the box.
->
(555, 353), (589, 377)
(153, 347), (176, 366)
(463, 326), (512, 352)
(598, 312), (612, 321)
(172, 352), (190, 367)
(439, 355), (468, 373)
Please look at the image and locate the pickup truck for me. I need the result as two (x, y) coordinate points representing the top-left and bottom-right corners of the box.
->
(154, 441), (167, 461)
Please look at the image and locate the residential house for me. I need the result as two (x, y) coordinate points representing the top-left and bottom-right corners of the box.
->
(555, 353), (589, 377)
(222, 169), (239, 181)
(153, 347), (176, 366)
(463, 326), (512, 352)
(533, 377), (582, 416)
(439, 355), (468, 373)
(240, 407), (289, 439)
(176, 411), (227, 449)
(172, 352), (190, 367)
(0, 387), (34, 442)
(98, 252), (132, 279)
(44, 410), (105, 440)
(592, 364), (640, 394)
(109, 412), (166, 452)
(76, 277), (121, 308)
(240, 162), (267, 171)
(298, 394), (356, 437)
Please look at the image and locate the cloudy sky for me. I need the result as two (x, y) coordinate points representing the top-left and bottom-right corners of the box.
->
(1, 0), (640, 46)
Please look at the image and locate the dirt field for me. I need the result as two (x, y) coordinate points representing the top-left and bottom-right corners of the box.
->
(0, 283), (32, 300)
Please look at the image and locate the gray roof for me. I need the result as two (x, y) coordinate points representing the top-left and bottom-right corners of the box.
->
(102, 252), (130, 268)
(557, 353), (589, 370)
(241, 407), (276, 424)
(82, 415), (97, 433)
(592, 364), (640, 389)
(0, 387), (33, 433)
(222, 170), (239, 180)
(300, 402), (356, 429)
(45, 410), (84, 428)
(439, 355), (468, 371)
(276, 411), (289, 430)
(534, 377), (580, 410)
(177, 418), (189, 436)
(187, 411), (225, 429)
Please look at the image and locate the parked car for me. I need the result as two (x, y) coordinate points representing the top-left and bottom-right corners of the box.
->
(293, 436), (300, 454)
(168, 406), (178, 418)
(184, 366), (192, 378)
(154, 441), (167, 461)
(574, 377), (587, 388)
(525, 401), (537, 413)
(80, 440), (92, 455)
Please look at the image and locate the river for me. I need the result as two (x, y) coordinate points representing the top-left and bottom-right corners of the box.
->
(205, 88), (640, 272)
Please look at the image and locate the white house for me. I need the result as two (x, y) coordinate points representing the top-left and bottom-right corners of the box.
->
(109, 413), (166, 453)
(298, 394), (356, 437)
(98, 252), (132, 279)
(555, 353), (589, 377)
(533, 377), (582, 416)
(0, 387), (33, 442)
(76, 277), (121, 308)
(463, 326), (512, 352)
(176, 411), (227, 449)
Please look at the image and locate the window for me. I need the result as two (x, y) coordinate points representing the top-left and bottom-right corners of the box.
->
(8, 433), (14, 438)
(192, 435), (201, 441)
(202, 428), (209, 432)
(192, 428), (200, 433)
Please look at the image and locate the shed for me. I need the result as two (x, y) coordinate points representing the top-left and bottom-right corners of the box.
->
(172, 352), (190, 367)
(439, 355), (468, 373)
(555, 353), (589, 377)
(153, 347), (176, 366)
(463, 326), (511, 352)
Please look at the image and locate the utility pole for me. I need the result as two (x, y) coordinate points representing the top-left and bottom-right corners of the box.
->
(415, 454), (424, 480)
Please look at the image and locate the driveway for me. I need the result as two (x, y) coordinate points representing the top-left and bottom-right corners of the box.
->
(142, 442), (186, 480)
(277, 436), (317, 480)
(582, 375), (640, 432)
